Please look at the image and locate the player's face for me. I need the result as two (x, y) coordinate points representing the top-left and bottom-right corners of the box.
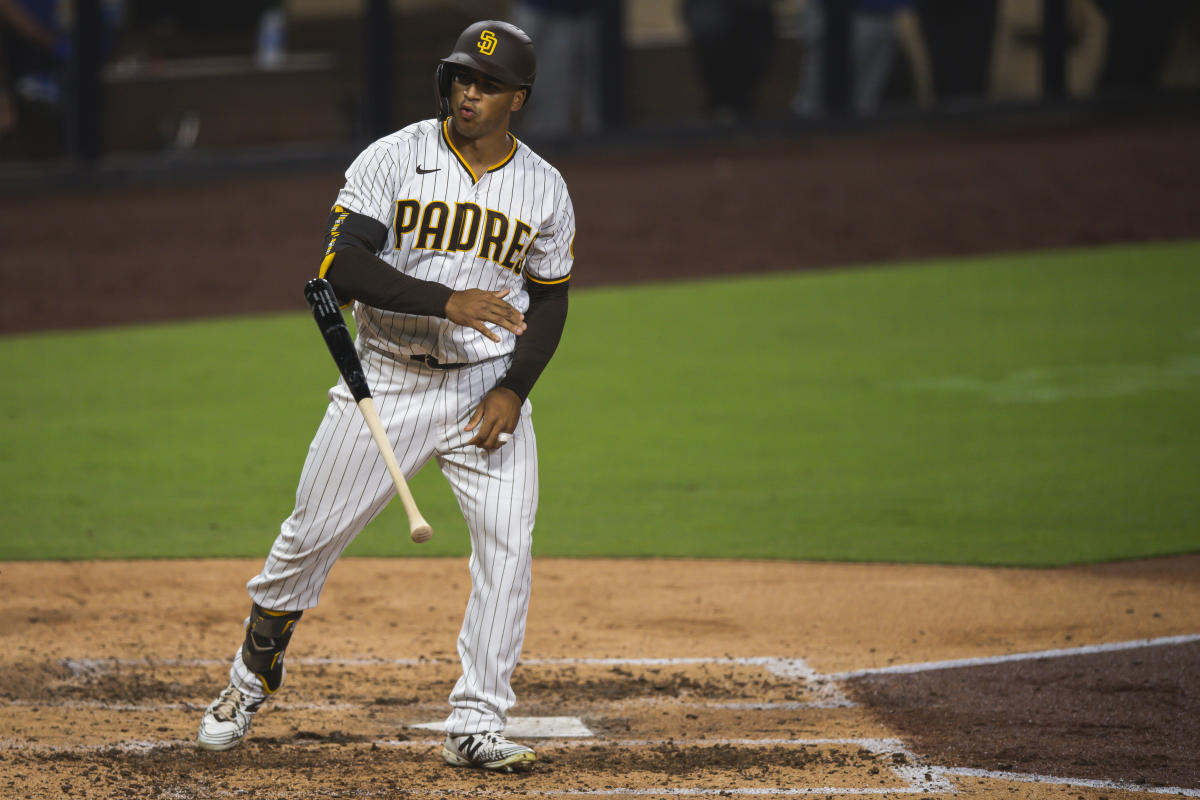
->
(448, 66), (526, 140)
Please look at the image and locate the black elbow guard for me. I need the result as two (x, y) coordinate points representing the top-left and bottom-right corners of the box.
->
(320, 206), (390, 305)
(324, 205), (388, 257)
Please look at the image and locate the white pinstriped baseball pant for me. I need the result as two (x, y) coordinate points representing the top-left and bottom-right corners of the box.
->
(226, 346), (538, 736)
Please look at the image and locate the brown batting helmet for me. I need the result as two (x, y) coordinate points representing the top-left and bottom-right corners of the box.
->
(436, 20), (536, 120)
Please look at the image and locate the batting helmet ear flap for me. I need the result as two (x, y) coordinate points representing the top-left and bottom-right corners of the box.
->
(435, 62), (452, 121)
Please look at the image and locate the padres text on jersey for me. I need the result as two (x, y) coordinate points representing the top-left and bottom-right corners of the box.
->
(334, 118), (575, 367)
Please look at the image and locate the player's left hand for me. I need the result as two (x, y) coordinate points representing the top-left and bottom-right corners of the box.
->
(464, 387), (521, 450)
(445, 288), (526, 342)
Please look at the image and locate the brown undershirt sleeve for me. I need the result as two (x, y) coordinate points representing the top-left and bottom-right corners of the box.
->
(323, 246), (454, 318)
(496, 279), (569, 402)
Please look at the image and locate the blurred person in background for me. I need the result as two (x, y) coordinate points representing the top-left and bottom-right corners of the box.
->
(0, 0), (69, 154)
(682, 0), (777, 122)
(0, 0), (122, 158)
(509, 0), (604, 139)
(981, 0), (1194, 103)
(791, 0), (933, 118)
(989, 0), (1108, 100)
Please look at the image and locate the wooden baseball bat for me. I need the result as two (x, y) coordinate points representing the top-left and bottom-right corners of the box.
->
(355, 395), (433, 543)
(303, 278), (433, 543)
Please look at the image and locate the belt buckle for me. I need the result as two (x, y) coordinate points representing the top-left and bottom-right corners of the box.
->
(411, 353), (440, 369)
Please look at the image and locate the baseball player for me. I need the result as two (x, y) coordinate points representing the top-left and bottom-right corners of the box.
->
(195, 20), (574, 774)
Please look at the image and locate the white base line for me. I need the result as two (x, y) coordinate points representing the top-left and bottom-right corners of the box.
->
(936, 766), (1200, 798)
(829, 633), (1200, 679)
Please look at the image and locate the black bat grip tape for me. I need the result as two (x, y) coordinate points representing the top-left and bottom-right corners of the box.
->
(304, 278), (372, 403)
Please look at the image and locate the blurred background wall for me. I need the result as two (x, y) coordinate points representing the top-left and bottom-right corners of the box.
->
(1, 0), (1197, 165)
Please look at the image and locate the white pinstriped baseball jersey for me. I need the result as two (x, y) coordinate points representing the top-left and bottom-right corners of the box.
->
(333, 117), (575, 366)
(223, 116), (576, 739)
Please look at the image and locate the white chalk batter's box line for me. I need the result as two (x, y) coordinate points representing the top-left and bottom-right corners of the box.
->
(0, 735), (902, 753)
(51, 633), (1200, 713)
(58, 632), (1200, 677)
(2, 698), (833, 713)
(4, 736), (1196, 798)
(58, 655), (816, 672)
(52, 654), (853, 709)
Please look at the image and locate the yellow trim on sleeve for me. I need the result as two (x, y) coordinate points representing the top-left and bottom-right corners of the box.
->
(318, 251), (336, 279)
(526, 272), (571, 285)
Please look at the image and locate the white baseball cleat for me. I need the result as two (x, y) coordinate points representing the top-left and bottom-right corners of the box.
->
(442, 731), (536, 772)
(196, 685), (263, 751)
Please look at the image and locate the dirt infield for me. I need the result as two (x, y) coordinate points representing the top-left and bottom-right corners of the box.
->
(1, 557), (1198, 798)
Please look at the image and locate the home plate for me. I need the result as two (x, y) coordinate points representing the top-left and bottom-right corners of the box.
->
(412, 716), (594, 738)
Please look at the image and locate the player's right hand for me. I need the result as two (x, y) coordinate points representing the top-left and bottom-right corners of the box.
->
(445, 289), (526, 342)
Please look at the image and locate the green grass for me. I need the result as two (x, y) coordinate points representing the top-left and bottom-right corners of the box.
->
(2, 240), (1198, 565)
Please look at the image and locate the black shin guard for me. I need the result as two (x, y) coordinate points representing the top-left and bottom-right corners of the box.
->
(241, 604), (302, 695)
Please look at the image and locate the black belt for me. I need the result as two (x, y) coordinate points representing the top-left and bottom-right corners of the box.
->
(409, 353), (468, 370)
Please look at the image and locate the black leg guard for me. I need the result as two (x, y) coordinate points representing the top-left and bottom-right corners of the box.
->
(241, 603), (302, 695)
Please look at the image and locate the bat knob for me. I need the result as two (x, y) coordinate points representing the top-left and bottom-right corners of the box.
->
(411, 523), (433, 544)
